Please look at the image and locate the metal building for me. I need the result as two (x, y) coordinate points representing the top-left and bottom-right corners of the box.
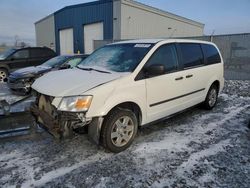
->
(35, 0), (204, 54)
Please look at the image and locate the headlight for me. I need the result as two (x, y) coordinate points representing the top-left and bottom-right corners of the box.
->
(58, 96), (93, 112)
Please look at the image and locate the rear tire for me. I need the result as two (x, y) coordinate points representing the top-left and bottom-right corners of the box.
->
(203, 84), (219, 110)
(0, 68), (8, 83)
(101, 109), (138, 153)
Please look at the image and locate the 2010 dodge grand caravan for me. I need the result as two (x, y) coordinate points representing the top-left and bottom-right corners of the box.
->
(31, 39), (224, 153)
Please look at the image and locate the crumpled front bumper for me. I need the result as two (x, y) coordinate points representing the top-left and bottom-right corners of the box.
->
(30, 103), (104, 144)
(30, 103), (62, 138)
(30, 92), (104, 144)
(7, 78), (32, 94)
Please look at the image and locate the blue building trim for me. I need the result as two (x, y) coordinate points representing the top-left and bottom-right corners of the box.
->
(54, 0), (113, 54)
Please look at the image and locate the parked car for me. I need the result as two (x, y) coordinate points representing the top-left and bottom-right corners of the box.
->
(31, 39), (224, 153)
(0, 47), (56, 83)
(8, 54), (88, 95)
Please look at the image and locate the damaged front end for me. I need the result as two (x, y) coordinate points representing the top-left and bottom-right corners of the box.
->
(30, 93), (93, 139)
(8, 76), (34, 95)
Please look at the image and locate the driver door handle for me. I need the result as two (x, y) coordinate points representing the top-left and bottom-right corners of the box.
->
(186, 74), (193, 78)
(175, 76), (183, 81)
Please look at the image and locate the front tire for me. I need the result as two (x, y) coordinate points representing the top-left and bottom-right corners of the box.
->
(101, 109), (138, 153)
(203, 84), (219, 110)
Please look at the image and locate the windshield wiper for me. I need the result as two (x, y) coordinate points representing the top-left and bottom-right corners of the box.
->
(76, 66), (111, 74)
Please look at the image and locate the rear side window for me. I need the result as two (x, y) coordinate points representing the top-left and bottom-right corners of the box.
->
(201, 44), (221, 65)
(45, 48), (56, 56)
(30, 48), (55, 58)
(179, 43), (203, 68)
(146, 44), (178, 72)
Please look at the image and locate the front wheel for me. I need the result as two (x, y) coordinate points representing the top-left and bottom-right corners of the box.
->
(101, 109), (138, 153)
(203, 84), (219, 110)
(0, 68), (8, 83)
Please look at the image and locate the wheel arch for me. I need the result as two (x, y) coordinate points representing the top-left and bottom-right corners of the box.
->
(104, 101), (142, 126)
(211, 80), (220, 91)
(0, 65), (10, 73)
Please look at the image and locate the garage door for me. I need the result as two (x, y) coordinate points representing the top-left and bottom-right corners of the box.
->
(84, 22), (103, 54)
(59, 28), (74, 55)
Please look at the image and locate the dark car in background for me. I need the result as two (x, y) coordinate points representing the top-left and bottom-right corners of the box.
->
(0, 47), (57, 82)
(7, 54), (88, 95)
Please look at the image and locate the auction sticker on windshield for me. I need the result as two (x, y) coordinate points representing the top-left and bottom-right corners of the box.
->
(134, 44), (151, 48)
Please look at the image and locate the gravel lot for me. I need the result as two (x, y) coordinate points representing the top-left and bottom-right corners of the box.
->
(0, 80), (249, 188)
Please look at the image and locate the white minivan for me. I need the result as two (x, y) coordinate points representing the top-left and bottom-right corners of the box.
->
(31, 39), (224, 152)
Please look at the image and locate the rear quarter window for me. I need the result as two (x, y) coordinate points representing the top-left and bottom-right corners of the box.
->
(30, 48), (55, 58)
(201, 44), (221, 65)
(179, 43), (204, 68)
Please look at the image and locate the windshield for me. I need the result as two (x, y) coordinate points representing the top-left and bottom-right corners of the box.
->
(0, 49), (16, 60)
(42, 56), (69, 67)
(78, 43), (153, 72)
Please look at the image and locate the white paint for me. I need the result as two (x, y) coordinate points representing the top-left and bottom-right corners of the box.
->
(32, 68), (130, 97)
(59, 28), (74, 55)
(84, 22), (103, 54)
(32, 39), (224, 126)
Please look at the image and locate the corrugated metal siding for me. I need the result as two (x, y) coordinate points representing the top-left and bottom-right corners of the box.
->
(54, 0), (113, 54)
(120, 0), (204, 39)
(35, 14), (56, 51)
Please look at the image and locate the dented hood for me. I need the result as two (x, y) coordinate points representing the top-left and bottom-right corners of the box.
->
(32, 68), (130, 97)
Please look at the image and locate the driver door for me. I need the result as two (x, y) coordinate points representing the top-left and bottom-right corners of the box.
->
(145, 43), (186, 122)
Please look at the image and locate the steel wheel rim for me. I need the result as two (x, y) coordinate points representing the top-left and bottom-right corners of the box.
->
(208, 88), (217, 107)
(0, 70), (7, 83)
(111, 116), (134, 147)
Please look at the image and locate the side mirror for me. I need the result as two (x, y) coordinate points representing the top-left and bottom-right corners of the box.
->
(144, 64), (165, 77)
(59, 64), (71, 70)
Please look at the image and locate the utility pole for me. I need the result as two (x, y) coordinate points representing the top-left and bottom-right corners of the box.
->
(211, 30), (215, 42)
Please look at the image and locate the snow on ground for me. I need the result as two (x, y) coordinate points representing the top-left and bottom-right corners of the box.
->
(0, 80), (249, 188)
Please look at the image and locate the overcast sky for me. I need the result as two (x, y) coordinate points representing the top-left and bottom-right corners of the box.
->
(0, 0), (250, 46)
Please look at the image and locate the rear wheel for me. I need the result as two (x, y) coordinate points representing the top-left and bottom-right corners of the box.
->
(0, 68), (8, 83)
(203, 84), (219, 110)
(101, 109), (138, 153)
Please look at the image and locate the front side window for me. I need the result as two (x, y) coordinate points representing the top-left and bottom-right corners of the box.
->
(42, 56), (69, 67)
(12, 49), (29, 59)
(179, 43), (204, 68)
(145, 44), (178, 72)
(67, 57), (83, 67)
(201, 44), (221, 65)
(78, 43), (153, 72)
(0, 49), (16, 60)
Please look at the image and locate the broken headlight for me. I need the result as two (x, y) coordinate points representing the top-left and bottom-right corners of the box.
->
(58, 96), (93, 112)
